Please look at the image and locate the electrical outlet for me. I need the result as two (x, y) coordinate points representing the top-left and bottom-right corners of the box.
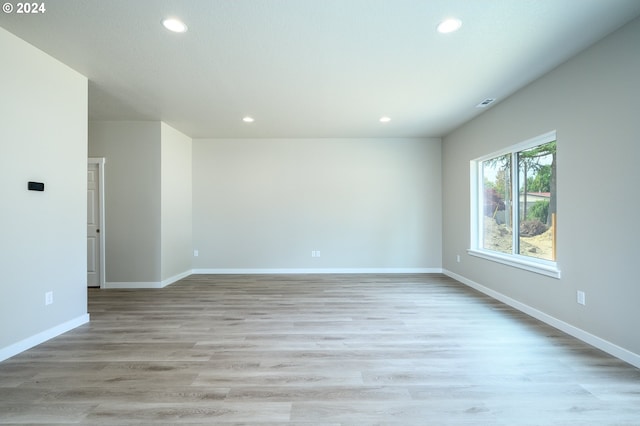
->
(456, 254), (461, 263)
(577, 290), (586, 306)
(311, 250), (321, 258)
(45, 291), (53, 306)
(194, 249), (199, 257)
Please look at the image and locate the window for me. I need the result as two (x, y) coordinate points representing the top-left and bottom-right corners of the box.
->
(469, 131), (560, 278)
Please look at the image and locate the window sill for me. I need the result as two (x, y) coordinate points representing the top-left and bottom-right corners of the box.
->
(467, 249), (561, 279)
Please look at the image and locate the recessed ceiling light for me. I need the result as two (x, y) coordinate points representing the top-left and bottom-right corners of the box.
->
(242, 116), (255, 123)
(379, 116), (391, 123)
(162, 18), (188, 33)
(437, 18), (462, 34)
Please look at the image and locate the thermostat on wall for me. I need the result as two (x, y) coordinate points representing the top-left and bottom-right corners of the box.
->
(28, 181), (45, 191)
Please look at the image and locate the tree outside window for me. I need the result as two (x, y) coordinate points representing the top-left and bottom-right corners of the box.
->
(477, 135), (557, 262)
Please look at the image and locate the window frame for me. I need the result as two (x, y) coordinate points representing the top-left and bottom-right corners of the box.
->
(468, 131), (561, 279)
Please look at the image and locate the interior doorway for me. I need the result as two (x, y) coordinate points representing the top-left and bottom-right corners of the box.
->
(87, 158), (106, 288)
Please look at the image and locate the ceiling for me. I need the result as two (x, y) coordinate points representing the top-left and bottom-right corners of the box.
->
(2, 0), (640, 139)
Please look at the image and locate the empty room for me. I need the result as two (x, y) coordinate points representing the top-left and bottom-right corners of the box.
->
(1, 1), (640, 424)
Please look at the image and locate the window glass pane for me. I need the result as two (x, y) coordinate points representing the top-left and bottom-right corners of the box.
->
(517, 141), (556, 260)
(471, 132), (558, 275)
(481, 154), (512, 254)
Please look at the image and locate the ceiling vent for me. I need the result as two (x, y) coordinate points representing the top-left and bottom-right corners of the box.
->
(476, 98), (496, 108)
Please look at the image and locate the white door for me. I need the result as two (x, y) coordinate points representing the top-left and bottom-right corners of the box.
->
(87, 163), (101, 287)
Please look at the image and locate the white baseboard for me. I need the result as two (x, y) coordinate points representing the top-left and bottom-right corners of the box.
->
(104, 268), (441, 287)
(103, 270), (193, 289)
(0, 314), (90, 362)
(192, 268), (442, 275)
(104, 281), (163, 289)
(443, 269), (640, 369)
(161, 270), (193, 287)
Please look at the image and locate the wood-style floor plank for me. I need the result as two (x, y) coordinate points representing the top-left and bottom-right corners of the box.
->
(1, 273), (639, 425)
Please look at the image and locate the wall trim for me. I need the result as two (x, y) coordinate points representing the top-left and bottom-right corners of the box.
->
(443, 269), (640, 369)
(192, 268), (442, 275)
(103, 268), (441, 287)
(161, 270), (193, 287)
(104, 270), (193, 289)
(0, 314), (90, 362)
(104, 281), (163, 289)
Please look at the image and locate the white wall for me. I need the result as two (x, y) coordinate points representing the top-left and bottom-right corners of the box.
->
(0, 28), (88, 359)
(192, 138), (442, 272)
(442, 17), (640, 363)
(88, 121), (193, 287)
(161, 122), (193, 282)
(88, 121), (162, 284)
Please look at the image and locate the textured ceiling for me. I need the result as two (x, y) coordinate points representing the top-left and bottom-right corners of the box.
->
(2, 0), (640, 138)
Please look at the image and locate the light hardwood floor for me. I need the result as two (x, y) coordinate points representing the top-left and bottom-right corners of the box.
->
(1, 274), (640, 425)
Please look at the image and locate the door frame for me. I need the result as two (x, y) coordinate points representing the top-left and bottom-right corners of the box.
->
(88, 157), (106, 289)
